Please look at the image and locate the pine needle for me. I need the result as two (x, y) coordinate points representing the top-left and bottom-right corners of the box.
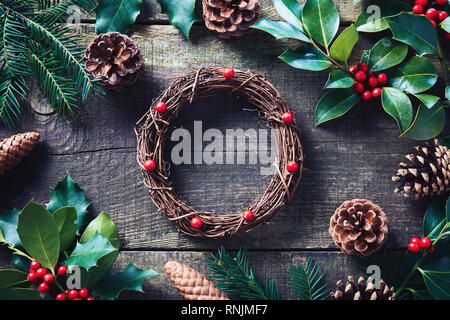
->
(288, 258), (330, 300)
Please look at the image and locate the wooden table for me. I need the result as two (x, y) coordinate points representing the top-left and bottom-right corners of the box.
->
(0, 0), (449, 299)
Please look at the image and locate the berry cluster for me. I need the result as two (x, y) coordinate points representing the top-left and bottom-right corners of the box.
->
(408, 236), (435, 253)
(349, 63), (388, 101)
(412, 0), (449, 38)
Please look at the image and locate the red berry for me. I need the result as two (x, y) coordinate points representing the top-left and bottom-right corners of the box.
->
(408, 242), (421, 253)
(353, 81), (365, 94)
(413, 4), (424, 14)
(368, 72), (376, 78)
(36, 268), (47, 279)
(190, 217), (203, 229)
(377, 73), (388, 85)
(419, 237), (432, 249)
(86, 296), (94, 300)
(65, 289), (70, 294)
(439, 11), (448, 21)
(281, 112), (294, 124)
(431, 19), (437, 28)
(357, 63), (369, 73)
(436, 0), (447, 5)
(426, 8), (439, 20)
(143, 159), (156, 172)
(372, 88), (382, 98)
(30, 260), (41, 271)
(79, 288), (90, 299)
(38, 282), (50, 293)
(27, 272), (38, 283)
(367, 76), (378, 88)
(286, 161), (299, 173)
(242, 210), (254, 221)
(445, 32), (450, 40)
(155, 101), (167, 114)
(348, 66), (358, 74)
(429, 246), (435, 253)
(68, 289), (79, 299)
(56, 293), (67, 300)
(57, 265), (68, 276)
(223, 67), (235, 79)
(410, 237), (420, 244)
(415, 0), (428, 6)
(44, 273), (55, 285)
(362, 90), (372, 101)
(355, 71), (367, 82)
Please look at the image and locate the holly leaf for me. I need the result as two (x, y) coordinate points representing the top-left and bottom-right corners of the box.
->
(53, 207), (77, 253)
(0, 288), (47, 300)
(64, 233), (116, 271)
(279, 45), (332, 71)
(360, 50), (370, 65)
(95, 0), (143, 34)
(412, 94), (440, 109)
(366, 38), (408, 72)
(330, 24), (358, 63)
(252, 18), (310, 42)
(0, 209), (21, 248)
(381, 87), (413, 133)
(302, 0), (339, 48)
(273, 0), (304, 31)
(441, 16), (450, 32)
(355, 1), (412, 33)
(385, 13), (437, 55)
(11, 255), (29, 273)
(156, 0), (197, 39)
(92, 262), (158, 300)
(401, 103), (445, 140)
(418, 257), (450, 300)
(47, 173), (90, 232)
(0, 270), (29, 290)
(325, 70), (354, 89)
(315, 88), (360, 125)
(440, 135), (450, 148)
(17, 202), (60, 270)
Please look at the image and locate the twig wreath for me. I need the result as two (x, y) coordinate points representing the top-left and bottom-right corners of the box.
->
(135, 67), (303, 237)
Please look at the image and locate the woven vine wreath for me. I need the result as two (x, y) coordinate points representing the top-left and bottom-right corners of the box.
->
(135, 67), (303, 238)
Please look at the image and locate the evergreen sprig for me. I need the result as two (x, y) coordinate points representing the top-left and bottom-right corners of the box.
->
(288, 258), (329, 300)
(206, 247), (281, 300)
(0, 0), (97, 127)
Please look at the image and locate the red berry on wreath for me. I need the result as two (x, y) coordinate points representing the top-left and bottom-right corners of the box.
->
(410, 237), (420, 244)
(27, 272), (38, 283)
(355, 71), (367, 82)
(362, 90), (372, 101)
(372, 88), (382, 98)
(190, 217), (203, 229)
(439, 11), (448, 21)
(282, 112), (294, 124)
(377, 73), (388, 85)
(353, 81), (364, 94)
(348, 66), (357, 74)
(144, 159), (156, 172)
(38, 282), (50, 293)
(408, 242), (420, 253)
(357, 63), (368, 73)
(426, 8), (439, 20)
(436, 0), (447, 5)
(57, 265), (68, 276)
(286, 161), (298, 173)
(223, 67), (235, 79)
(367, 76), (378, 88)
(30, 260), (40, 271)
(36, 267), (47, 279)
(68, 289), (79, 299)
(413, 4), (424, 14)
(79, 288), (90, 299)
(242, 209), (254, 221)
(419, 237), (432, 249)
(56, 293), (67, 300)
(155, 101), (167, 114)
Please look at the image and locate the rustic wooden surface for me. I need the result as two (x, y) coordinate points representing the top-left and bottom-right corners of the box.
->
(0, 0), (449, 300)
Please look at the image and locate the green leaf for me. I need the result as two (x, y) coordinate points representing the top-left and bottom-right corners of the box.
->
(381, 87), (413, 133)
(360, 50), (370, 65)
(0, 270), (29, 290)
(418, 257), (450, 300)
(400, 251), (424, 286)
(387, 56), (437, 94)
(325, 70), (354, 89)
(315, 88), (360, 125)
(423, 196), (448, 240)
(0, 288), (47, 300)
(279, 45), (332, 71)
(0, 209), (21, 247)
(440, 135), (450, 148)
(273, 0), (304, 31)
(446, 86), (450, 100)
(92, 262), (158, 300)
(47, 173), (90, 232)
(366, 38), (408, 72)
(95, 0), (143, 34)
(330, 24), (358, 63)
(156, 0), (197, 39)
(401, 103), (445, 140)
(386, 13), (437, 55)
(64, 233), (116, 271)
(355, 1), (412, 33)
(11, 255), (30, 273)
(17, 202), (59, 270)
(405, 288), (435, 300)
(53, 207), (77, 253)
(412, 94), (440, 109)
(288, 259), (329, 300)
(302, 0), (339, 48)
(441, 16), (450, 32)
(252, 18), (310, 42)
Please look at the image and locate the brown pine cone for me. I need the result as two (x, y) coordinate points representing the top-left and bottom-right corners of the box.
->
(84, 32), (143, 91)
(164, 261), (229, 300)
(331, 276), (396, 300)
(392, 139), (450, 199)
(0, 132), (40, 176)
(203, 0), (260, 39)
(329, 199), (388, 257)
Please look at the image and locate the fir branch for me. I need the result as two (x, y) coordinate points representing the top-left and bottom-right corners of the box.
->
(288, 258), (330, 300)
(0, 69), (27, 127)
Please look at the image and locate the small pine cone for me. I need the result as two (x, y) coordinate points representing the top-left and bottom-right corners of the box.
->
(164, 261), (229, 300)
(331, 276), (395, 300)
(329, 199), (388, 257)
(0, 132), (40, 176)
(203, 0), (260, 39)
(84, 32), (143, 91)
(392, 139), (450, 200)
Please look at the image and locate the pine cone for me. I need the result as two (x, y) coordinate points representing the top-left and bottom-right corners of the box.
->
(84, 32), (143, 91)
(331, 276), (396, 300)
(203, 0), (260, 39)
(164, 261), (229, 300)
(0, 132), (40, 176)
(392, 139), (450, 199)
(329, 199), (388, 257)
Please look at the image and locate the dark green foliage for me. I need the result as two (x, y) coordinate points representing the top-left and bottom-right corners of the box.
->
(288, 258), (329, 300)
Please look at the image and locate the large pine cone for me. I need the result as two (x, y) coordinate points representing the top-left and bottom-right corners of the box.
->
(84, 32), (143, 91)
(203, 0), (260, 39)
(329, 199), (388, 257)
(392, 139), (450, 199)
(0, 132), (40, 176)
(331, 276), (395, 300)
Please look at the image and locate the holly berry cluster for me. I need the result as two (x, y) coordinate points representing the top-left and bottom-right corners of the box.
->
(412, 0), (450, 38)
(407, 236), (435, 253)
(27, 260), (93, 300)
(349, 63), (388, 101)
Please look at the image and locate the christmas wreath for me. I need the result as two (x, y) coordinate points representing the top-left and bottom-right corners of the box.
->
(135, 67), (303, 237)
